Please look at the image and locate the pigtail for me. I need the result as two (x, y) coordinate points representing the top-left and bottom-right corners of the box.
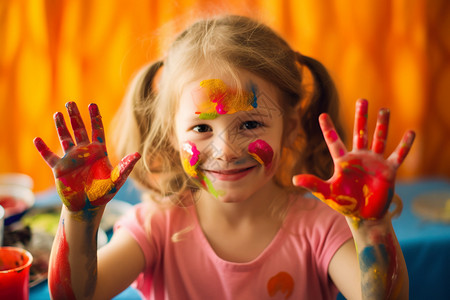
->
(295, 52), (344, 179)
(133, 60), (164, 138)
(112, 60), (165, 194)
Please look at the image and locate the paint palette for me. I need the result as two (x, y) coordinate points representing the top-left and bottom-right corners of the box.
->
(412, 191), (450, 223)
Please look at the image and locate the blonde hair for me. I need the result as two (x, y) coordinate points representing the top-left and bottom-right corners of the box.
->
(113, 15), (343, 204)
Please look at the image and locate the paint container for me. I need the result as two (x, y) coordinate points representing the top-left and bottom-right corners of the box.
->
(0, 173), (34, 190)
(0, 185), (35, 226)
(0, 205), (4, 246)
(0, 247), (33, 299)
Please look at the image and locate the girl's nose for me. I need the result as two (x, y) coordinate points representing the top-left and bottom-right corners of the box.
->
(211, 133), (243, 163)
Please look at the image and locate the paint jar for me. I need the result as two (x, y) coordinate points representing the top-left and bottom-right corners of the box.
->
(0, 247), (33, 299)
(0, 205), (4, 246)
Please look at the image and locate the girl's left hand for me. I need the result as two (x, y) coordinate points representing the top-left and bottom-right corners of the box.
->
(293, 99), (415, 220)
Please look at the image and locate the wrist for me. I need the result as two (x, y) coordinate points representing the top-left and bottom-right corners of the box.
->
(63, 203), (106, 225)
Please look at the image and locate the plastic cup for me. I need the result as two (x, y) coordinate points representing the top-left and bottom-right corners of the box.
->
(0, 205), (3, 246)
(0, 247), (33, 299)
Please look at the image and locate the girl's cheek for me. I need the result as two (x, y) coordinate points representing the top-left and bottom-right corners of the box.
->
(248, 139), (274, 169)
(180, 141), (223, 198)
(181, 141), (201, 178)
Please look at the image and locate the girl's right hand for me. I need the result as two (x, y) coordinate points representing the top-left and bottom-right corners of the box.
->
(34, 102), (140, 212)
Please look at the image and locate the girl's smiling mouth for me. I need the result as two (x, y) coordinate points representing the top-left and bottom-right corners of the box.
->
(204, 166), (257, 181)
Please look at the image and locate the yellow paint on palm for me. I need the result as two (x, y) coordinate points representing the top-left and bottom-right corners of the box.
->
(313, 192), (358, 216)
(86, 177), (114, 202)
(111, 165), (120, 182)
(56, 180), (74, 208)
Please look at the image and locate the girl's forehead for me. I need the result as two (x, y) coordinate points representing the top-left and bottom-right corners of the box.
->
(178, 74), (283, 121)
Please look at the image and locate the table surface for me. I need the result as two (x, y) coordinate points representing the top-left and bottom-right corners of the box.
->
(29, 178), (450, 299)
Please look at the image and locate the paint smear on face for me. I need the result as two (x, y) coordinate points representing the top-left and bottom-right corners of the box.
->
(193, 79), (258, 119)
(181, 141), (223, 198)
(248, 139), (274, 168)
(181, 141), (200, 177)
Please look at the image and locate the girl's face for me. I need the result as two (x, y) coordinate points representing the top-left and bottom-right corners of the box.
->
(174, 71), (289, 203)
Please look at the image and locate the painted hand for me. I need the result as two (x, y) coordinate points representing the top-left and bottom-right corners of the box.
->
(293, 99), (415, 219)
(34, 102), (141, 212)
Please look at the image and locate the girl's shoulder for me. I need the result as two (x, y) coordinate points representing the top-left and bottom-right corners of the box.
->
(285, 192), (349, 233)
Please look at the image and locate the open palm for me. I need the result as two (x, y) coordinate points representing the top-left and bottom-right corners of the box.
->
(293, 99), (415, 220)
(34, 102), (140, 212)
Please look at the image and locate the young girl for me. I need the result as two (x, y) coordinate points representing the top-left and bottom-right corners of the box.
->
(34, 15), (415, 299)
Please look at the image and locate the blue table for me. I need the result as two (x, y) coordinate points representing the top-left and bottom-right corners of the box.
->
(30, 179), (450, 299)
(391, 179), (450, 299)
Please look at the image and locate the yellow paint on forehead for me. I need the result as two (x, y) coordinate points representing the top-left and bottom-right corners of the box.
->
(194, 79), (258, 119)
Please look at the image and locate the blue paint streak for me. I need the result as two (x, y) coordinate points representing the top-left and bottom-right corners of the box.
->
(250, 83), (258, 108)
(359, 244), (388, 272)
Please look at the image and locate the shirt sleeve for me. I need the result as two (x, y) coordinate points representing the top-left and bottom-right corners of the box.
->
(306, 200), (353, 284)
(114, 203), (158, 271)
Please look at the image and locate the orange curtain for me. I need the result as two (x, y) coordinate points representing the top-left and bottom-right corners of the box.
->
(1, 0), (449, 192)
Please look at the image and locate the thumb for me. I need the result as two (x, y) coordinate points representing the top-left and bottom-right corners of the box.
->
(111, 152), (141, 188)
(293, 174), (330, 197)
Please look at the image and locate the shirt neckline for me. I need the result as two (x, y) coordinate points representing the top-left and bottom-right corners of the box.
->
(189, 194), (297, 272)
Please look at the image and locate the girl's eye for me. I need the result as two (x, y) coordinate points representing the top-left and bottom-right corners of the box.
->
(241, 121), (263, 130)
(192, 124), (212, 133)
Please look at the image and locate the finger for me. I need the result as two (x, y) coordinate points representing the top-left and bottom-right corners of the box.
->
(54, 112), (75, 152)
(89, 103), (105, 144)
(34, 137), (60, 168)
(319, 113), (347, 159)
(387, 130), (415, 169)
(371, 108), (390, 154)
(66, 102), (89, 145)
(111, 152), (142, 188)
(353, 99), (369, 150)
(293, 174), (331, 197)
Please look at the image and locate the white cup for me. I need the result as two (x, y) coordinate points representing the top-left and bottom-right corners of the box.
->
(0, 205), (4, 246)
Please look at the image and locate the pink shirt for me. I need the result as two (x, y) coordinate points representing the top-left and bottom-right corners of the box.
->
(114, 194), (352, 299)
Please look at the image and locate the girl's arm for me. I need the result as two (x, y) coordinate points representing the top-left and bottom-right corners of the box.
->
(294, 99), (414, 299)
(34, 102), (142, 299)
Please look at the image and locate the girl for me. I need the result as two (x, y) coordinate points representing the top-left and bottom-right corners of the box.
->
(34, 15), (414, 299)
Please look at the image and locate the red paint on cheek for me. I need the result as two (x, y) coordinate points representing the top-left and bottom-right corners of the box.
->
(49, 221), (76, 300)
(248, 139), (274, 167)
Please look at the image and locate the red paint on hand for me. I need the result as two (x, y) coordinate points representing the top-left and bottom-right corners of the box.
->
(34, 102), (141, 212)
(293, 99), (415, 220)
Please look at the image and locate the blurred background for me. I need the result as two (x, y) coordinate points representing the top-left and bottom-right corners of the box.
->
(0, 0), (449, 192)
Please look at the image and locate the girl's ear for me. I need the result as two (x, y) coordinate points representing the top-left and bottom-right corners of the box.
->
(285, 102), (302, 147)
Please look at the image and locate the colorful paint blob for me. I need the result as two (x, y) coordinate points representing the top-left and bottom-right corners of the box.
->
(193, 79), (258, 119)
(180, 141), (223, 198)
(181, 141), (201, 177)
(248, 139), (274, 168)
(267, 271), (294, 299)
